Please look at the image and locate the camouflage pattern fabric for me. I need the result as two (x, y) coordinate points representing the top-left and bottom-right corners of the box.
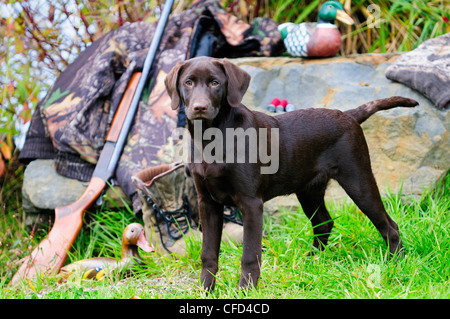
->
(385, 32), (450, 110)
(19, 0), (284, 213)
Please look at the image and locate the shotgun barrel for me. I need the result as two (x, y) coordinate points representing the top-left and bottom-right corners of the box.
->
(99, 0), (175, 180)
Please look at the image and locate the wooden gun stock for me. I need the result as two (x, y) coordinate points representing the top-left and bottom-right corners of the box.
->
(10, 177), (106, 284)
(10, 73), (141, 285)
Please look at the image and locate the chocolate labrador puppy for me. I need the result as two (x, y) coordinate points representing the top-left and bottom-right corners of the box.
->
(164, 57), (418, 290)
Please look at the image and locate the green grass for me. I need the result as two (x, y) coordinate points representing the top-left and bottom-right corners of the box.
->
(1, 174), (449, 299)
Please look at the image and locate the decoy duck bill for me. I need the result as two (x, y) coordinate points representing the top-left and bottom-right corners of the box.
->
(137, 230), (155, 253)
(336, 10), (354, 25)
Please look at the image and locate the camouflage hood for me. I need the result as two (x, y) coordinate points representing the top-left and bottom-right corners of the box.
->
(19, 0), (284, 213)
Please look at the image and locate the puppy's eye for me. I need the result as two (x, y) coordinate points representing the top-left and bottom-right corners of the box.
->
(185, 80), (193, 87)
(211, 80), (219, 87)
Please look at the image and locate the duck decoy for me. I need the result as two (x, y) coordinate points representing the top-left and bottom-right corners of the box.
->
(278, 1), (354, 57)
(60, 223), (154, 281)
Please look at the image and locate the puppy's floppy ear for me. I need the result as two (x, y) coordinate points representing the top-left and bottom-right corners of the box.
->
(164, 61), (185, 110)
(220, 58), (251, 107)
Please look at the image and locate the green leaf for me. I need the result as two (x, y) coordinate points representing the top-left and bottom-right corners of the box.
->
(295, 0), (322, 24)
(15, 81), (28, 104)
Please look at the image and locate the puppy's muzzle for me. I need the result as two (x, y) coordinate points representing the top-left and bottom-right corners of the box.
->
(192, 101), (209, 113)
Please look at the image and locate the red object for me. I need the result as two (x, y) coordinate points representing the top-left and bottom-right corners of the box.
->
(280, 99), (288, 109)
(443, 16), (449, 23)
(270, 97), (280, 106)
(307, 27), (341, 57)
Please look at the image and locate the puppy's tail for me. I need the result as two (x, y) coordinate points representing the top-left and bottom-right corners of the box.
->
(345, 96), (419, 124)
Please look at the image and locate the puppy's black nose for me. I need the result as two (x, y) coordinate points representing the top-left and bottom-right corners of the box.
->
(193, 102), (208, 112)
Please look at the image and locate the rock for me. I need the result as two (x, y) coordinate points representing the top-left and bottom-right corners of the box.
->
(22, 159), (130, 226)
(232, 54), (449, 209)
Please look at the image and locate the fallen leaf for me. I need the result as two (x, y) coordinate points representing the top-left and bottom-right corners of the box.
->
(0, 141), (12, 160)
(0, 157), (5, 178)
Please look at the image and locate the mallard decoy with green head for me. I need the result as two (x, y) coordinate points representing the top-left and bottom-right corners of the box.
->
(60, 223), (154, 281)
(278, 1), (354, 57)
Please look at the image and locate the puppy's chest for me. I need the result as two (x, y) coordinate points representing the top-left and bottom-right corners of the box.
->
(191, 163), (234, 204)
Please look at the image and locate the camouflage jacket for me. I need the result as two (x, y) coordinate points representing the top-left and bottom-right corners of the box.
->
(385, 32), (450, 110)
(19, 0), (284, 212)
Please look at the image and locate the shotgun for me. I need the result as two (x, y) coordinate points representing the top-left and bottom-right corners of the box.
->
(10, 0), (175, 285)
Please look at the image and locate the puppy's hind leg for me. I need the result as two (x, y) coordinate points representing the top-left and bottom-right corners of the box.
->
(334, 142), (402, 256)
(296, 183), (334, 254)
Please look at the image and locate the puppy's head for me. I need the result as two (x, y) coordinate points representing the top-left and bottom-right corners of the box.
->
(164, 57), (251, 121)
